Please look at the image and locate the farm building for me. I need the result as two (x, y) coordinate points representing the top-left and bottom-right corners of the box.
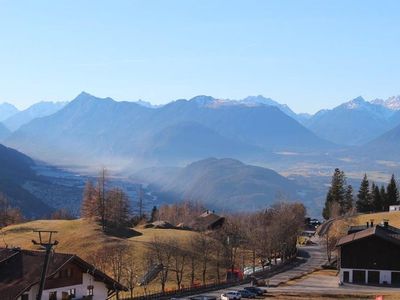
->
(189, 210), (225, 231)
(337, 221), (400, 285)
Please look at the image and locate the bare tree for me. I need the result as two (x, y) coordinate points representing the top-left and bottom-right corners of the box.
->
(0, 193), (23, 227)
(123, 250), (138, 299)
(81, 180), (98, 219)
(106, 187), (131, 229)
(51, 208), (75, 220)
(147, 237), (174, 292)
(171, 244), (188, 289)
(193, 232), (212, 285)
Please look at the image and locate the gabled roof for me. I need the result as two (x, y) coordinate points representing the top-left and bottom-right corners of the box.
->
(337, 225), (400, 247)
(189, 211), (225, 231)
(0, 248), (127, 299)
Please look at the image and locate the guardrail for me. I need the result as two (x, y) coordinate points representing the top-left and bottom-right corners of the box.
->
(124, 254), (298, 300)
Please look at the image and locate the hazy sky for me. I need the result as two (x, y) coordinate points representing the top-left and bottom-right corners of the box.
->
(1, 0), (399, 113)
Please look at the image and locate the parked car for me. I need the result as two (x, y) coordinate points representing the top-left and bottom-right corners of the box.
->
(221, 291), (242, 300)
(243, 286), (266, 295)
(237, 289), (256, 298)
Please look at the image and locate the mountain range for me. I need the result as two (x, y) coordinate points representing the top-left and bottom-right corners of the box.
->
(305, 97), (399, 145)
(4, 92), (331, 167)
(1, 92), (400, 218)
(2, 101), (67, 131)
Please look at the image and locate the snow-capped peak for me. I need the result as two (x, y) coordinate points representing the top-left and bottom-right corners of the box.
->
(371, 96), (400, 110)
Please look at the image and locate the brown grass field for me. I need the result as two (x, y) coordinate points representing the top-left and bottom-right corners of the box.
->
(349, 211), (400, 227)
(1, 219), (219, 296)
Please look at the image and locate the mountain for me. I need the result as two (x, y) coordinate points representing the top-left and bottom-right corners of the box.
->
(371, 96), (400, 111)
(0, 123), (11, 141)
(4, 101), (67, 131)
(363, 124), (400, 160)
(239, 95), (298, 119)
(143, 121), (262, 164)
(134, 157), (307, 211)
(0, 143), (53, 217)
(0, 103), (19, 121)
(306, 96), (395, 145)
(5, 92), (329, 167)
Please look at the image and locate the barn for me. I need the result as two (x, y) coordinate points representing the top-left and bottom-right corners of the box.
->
(337, 221), (400, 285)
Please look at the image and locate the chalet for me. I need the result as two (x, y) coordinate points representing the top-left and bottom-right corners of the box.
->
(189, 210), (225, 231)
(0, 248), (127, 300)
(336, 221), (400, 285)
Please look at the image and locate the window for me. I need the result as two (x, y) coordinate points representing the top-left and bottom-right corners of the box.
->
(68, 288), (76, 296)
(87, 285), (94, 296)
(49, 291), (57, 300)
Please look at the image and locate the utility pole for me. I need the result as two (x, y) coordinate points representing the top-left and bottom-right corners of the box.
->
(32, 230), (59, 300)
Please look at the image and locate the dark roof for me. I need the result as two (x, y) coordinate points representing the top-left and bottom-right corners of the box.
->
(190, 212), (225, 231)
(348, 224), (400, 234)
(0, 248), (127, 299)
(337, 225), (400, 248)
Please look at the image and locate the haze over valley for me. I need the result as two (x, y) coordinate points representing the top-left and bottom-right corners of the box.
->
(1, 92), (400, 217)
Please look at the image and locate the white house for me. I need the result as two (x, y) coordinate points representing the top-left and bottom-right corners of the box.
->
(0, 248), (127, 300)
(389, 205), (400, 212)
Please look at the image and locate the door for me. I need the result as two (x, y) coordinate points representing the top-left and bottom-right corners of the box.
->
(392, 272), (400, 285)
(353, 270), (366, 284)
(368, 271), (380, 284)
(343, 271), (349, 283)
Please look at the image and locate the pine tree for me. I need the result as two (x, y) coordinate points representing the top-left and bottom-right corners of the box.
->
(356, 174), (371, 213)
(322, 189), (333, 220)
(381, 185), (388, 211)
(386, 174), (399, 208)
(343, 185), (354, 213)
(371, 183), (383, 212)
(150, 206), (159, 222)
(322, 168), (347, 219)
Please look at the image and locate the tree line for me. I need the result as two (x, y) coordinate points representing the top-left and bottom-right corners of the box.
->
(323, 168), (399, 219)
(81, 168), (131, 231)
(144, 201), (305, 293)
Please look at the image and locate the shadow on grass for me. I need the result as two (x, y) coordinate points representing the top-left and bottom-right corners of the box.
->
(102, 226), (143, 238)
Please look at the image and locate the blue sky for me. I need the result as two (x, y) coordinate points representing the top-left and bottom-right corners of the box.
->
(0, 0), (399, 113)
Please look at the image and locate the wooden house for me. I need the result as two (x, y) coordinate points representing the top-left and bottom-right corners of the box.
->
(0, 248), (127, 300)
(336, 222), (400, 285)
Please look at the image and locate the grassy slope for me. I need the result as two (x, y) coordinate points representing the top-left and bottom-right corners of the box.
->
(2, 218), (198, 259)
(349, 211), (400, 227)
(1, 219), (203, 294)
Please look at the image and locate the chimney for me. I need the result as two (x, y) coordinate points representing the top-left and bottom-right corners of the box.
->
(383, 219), (389, 228)
(366, 221), (369, 228)
(370, 219), (374, 227)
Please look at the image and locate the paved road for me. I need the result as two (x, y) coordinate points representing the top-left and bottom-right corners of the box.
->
(268, 272), (400, 296)
(179, 238), (326, 299)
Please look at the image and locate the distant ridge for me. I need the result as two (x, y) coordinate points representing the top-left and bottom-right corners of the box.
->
(4, 101), (67, 131)
(0, 103), (19, 121)
(4, 92), (330, 167)
(134, 157), (306, 211)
